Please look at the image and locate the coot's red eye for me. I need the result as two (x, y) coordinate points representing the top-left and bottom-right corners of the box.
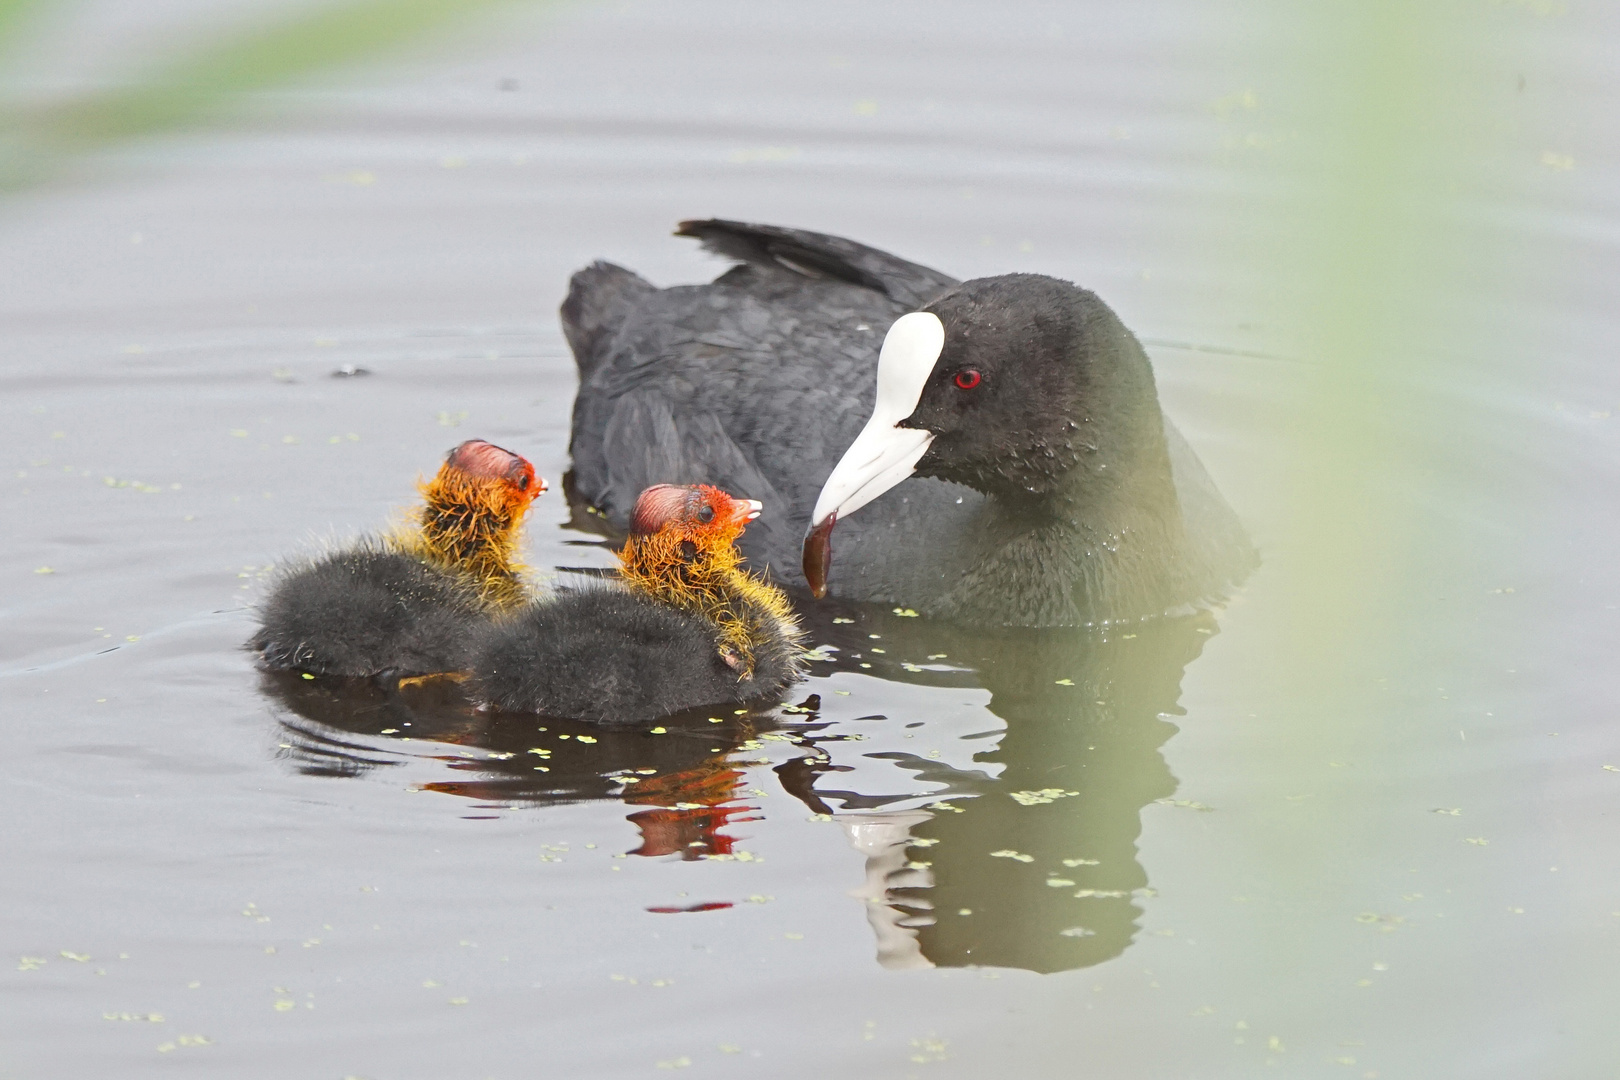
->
(953, 369), (981, 390)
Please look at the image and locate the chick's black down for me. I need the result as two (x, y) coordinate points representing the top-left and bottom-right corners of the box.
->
(251, 546), (486, 677)
(468, 587), (799, 726)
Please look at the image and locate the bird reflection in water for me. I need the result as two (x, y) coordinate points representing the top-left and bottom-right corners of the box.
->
(621, 763), (756, 860)
(787, 601), (1215, 974)
(262, 670), (778, 857)
(260, 599), (1214, 975)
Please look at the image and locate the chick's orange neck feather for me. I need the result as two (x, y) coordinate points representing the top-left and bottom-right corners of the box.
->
(392, 465), (533, 608)
(617, 515), (799, 678)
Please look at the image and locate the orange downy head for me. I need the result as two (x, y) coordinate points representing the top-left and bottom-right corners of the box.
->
(412, 439), (545, 606)
(627, 484), (760, 547)
(619, 484), (761, 596)
(618, 485), (794, 677)
(443, 439), (544, 505)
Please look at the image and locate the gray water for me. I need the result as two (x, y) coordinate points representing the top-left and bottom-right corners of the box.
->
(4, 1), (1618, 1076)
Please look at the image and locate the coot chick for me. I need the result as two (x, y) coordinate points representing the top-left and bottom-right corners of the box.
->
(250, 440), (544, 676)
(469, 484), (804, 725)
(564, 219), (1254, 628)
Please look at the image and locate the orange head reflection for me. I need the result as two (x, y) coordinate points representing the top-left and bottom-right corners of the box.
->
(624, 761), (760, 860)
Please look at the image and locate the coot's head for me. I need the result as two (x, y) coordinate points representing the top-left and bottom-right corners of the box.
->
(416, 440), (545, 593)
(628, 483), (762, 547)
(804, 275), (1161, 596)
(620, 484), (764, 600)
(440, 439), (546, 510)
(621, 484), (796, 680)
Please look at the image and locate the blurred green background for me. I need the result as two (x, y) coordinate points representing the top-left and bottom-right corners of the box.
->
(0, 0), (532, 190)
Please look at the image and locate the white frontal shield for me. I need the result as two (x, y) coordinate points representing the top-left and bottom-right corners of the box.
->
(809, 311), (945, 528)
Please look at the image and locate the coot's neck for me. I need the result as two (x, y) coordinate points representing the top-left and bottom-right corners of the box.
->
(621, 535), (802, 678)
(956, 407), (1195, 627)
(408, 475), (527, 608)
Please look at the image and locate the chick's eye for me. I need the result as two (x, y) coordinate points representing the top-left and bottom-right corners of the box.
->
(515, 474), (530, 490)
(953, 369), (982, 390)
(697, 503), (715, 523)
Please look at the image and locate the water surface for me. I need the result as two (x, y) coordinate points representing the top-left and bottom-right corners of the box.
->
(3, 1), (1618, 1076)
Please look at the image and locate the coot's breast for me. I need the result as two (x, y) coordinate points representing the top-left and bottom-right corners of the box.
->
(1162, 416), (1259, 604)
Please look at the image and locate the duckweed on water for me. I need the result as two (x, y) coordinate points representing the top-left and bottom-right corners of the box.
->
(989, 850), (1034, 862)
(1009, 788), (1079, 805)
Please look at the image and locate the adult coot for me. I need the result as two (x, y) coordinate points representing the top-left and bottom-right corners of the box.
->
(251, 440), (543, 676)
(565, 220), (1255, 627)
(469, 484), (804, 724)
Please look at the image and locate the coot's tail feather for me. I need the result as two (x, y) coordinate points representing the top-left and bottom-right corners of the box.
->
(675, 218), (959, 309)
(560, 260), (657, 380)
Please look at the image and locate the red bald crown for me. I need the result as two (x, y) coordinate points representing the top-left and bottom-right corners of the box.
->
(628, 484), (760, 537)
(629, 484), (698, 536)
(445, 440), (543, 496)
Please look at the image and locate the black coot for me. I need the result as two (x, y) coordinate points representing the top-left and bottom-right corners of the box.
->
(469, 484), (804, 724)
(564, 220), (1255, 627)
(250, 440), (543, 676)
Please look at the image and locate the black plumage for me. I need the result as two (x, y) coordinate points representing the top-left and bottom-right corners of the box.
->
(249, 544), (486, 677)
(564, 219), (1256, 627)
(468, 586), (799, 726)
(249, 439), (541, 678)
(466, 483), (804, 725)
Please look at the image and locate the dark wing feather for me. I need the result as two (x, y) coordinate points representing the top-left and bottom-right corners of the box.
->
(675, 218), (959, 309)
